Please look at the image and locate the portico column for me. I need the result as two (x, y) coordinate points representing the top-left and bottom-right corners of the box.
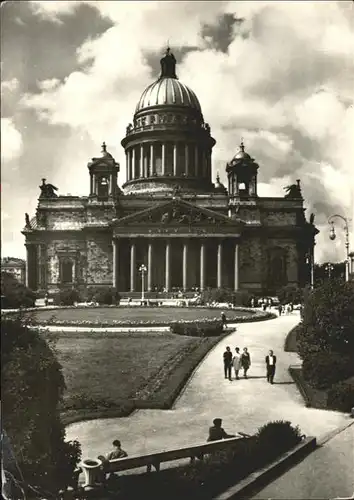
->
(173, 143), (178, 176)
(37, 244), (42, 288)
(112, 240), (119, 289)
(131, 147), (136, 180)
(90, 173), (94, 194)
(130, 241), (136, 292)
(194, 145), (198, 176)
(234, 243), (239, 291)
(140, 144), (144, 178)
(185, 144), (189, 176)
(25, 244), (30, 288)
(217, 240), (222, 288)
(125, 151), (129, 181)
(183, 240), (188, 291)
(200, 241), (205, 290)
(150, 143), (154, 177)
(161, 143), (166, 175)
(147, 241), (153, 292)
(165, 239), (170, 291)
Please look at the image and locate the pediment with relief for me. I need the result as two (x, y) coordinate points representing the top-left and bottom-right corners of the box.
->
(114, 199), (242, 227)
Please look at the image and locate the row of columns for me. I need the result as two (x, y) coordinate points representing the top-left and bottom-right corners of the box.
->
(125, 142), (211, 181)
(112, 239), (239, 292)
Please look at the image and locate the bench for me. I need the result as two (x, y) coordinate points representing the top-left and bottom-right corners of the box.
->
(80, 435), (250, 489)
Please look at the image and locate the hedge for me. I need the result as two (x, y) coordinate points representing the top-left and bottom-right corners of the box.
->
(170, 321), (224, 337)
(327, 377), (354, 413)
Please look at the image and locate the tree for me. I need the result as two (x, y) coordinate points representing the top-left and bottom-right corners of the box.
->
(277, 284), (304, 305)
(298, 279), (354, 360)
(1, 272), (36, 309)
(1, 317), (81, 495)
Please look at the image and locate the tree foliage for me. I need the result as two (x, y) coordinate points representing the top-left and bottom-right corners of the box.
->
(200, 288), (252, 307)
(1, 272), (36, 309)
(297, 279), (354, 391)
(1, 317), (81, 494)
(276, 284), (304, 305)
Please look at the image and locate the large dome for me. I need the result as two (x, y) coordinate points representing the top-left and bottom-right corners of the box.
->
(135, 78), (202, 113)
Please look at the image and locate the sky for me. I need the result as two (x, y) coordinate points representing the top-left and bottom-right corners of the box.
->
(1, 0), (354, 263)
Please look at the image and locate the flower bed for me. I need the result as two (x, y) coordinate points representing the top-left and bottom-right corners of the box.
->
(6, 306), (275, 327)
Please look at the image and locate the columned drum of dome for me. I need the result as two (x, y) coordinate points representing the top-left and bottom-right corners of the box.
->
(121, 48), (216, 194)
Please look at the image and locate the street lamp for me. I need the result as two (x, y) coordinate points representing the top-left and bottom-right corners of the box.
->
(328, 214), (351, 282)
(305, 253), (314, 289)
(139, 264), (147, 302)
(325, 263), (334, 279)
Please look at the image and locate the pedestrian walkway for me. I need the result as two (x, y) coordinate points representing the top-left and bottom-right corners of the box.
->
(253, 421), (354, 500)
(66, 313), (350, 460)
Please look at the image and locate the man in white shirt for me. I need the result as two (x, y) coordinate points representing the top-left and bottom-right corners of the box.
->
(265, 350), (277, 384)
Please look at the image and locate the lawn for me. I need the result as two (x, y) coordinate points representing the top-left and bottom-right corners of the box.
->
(32, 306), (254, 325)
(52, 330), (224, 424)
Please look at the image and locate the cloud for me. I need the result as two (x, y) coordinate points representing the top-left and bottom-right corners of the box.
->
(1, 77), (19, 93)
(37, 78), (61, 91)
(18, 1), (354, 263)
(1, 118), (23, 162)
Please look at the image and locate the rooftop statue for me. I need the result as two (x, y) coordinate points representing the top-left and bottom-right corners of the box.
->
(160, 47), (177, 79)
(309, 213), (315, 225)
(25, 213), (31, 228)
(39, 178), (58, 198)
(284, 179), (302, 199)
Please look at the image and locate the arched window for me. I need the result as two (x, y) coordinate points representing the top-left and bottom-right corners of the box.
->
(98, 176), (109, 197)
(61, 259), (73, 284)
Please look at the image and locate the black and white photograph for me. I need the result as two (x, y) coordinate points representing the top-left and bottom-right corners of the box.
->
(1, 1), (354, 499)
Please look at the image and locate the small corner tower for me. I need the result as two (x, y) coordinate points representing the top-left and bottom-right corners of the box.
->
(87, 142), (120, 199)
(226, 141), (259, 199)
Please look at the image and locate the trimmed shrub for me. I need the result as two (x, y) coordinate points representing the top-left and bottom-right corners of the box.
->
(1, 272), (36, 309)
(55, 288), (81, 306)
(256, 420), (302, 460)
(200, 288), (252, 307)
(327, 377), (354, 412)
(87, 286), (120, 305)
(302, 351), (354, 390)
(170, 321), (223, 337)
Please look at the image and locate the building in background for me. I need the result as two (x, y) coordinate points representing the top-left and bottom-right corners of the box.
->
(1, 257), (26, 285)
(22, 48), (318, 296)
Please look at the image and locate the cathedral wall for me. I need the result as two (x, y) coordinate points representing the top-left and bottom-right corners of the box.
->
(86, 235), (113, 285)
(45, 210), (86, 230)
(262, 211), (297, 226)
(239, 237), (263, 287)
(46, 238), (87, 286)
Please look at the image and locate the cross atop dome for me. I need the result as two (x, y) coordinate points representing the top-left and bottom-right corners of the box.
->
(240, 139), (245, 153)
(160, 46), (177, 79)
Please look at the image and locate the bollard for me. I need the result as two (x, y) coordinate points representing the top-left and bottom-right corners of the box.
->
(80, 457), (103, 489)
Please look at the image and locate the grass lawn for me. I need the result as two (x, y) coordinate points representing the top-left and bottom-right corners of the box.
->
(31, 306), (254, 325)
(52, 330), (224, 424)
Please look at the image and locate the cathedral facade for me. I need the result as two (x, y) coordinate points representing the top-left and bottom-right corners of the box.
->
(23, 49), (318, 296)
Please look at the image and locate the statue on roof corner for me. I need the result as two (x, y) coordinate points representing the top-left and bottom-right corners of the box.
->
(25, 213), (30, 228)
(39, 178), (58, 198)
(284, 179), (302, 199)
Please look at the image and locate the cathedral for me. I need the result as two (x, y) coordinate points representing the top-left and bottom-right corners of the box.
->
(23, 48), (318, 296)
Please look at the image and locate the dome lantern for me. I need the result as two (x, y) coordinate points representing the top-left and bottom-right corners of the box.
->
(159, 47), (177, 79)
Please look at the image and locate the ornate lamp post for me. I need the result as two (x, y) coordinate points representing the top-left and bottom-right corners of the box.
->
(325, 263), (334, 279)
(328, 215), (350, 282)
(139, 264), (147, 302)
(305, 253), (314, 289)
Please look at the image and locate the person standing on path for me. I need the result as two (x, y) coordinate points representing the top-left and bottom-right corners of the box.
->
(232, 347), (242, 380)
(241, 347), (251, 378)
(265, 350), (277, 384)
(278, 304), (282, 316)
(223, 346), (233, 380)
(221, 312), (227, 330)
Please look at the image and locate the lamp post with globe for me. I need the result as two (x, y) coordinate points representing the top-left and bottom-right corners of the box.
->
(328, 215), (350, 282)
(139, 264), (147, 302)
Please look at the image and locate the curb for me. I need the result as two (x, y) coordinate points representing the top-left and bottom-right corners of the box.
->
(213, 437), (317, 500)
(288, 365), (311, 407)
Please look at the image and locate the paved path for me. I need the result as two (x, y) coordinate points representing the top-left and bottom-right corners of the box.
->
(66, 313), (350, 460)
(253, 421), (354, 500)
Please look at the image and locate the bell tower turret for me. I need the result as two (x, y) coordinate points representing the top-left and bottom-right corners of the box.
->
(226, 141), (259, 199)
(87, 142), (120, 199)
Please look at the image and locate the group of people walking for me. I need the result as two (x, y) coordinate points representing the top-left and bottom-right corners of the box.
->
(223, 346), (277, 384)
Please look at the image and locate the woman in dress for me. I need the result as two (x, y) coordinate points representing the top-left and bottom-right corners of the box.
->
(241, 347), (251, 378)
(232, 347), (242, 380)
